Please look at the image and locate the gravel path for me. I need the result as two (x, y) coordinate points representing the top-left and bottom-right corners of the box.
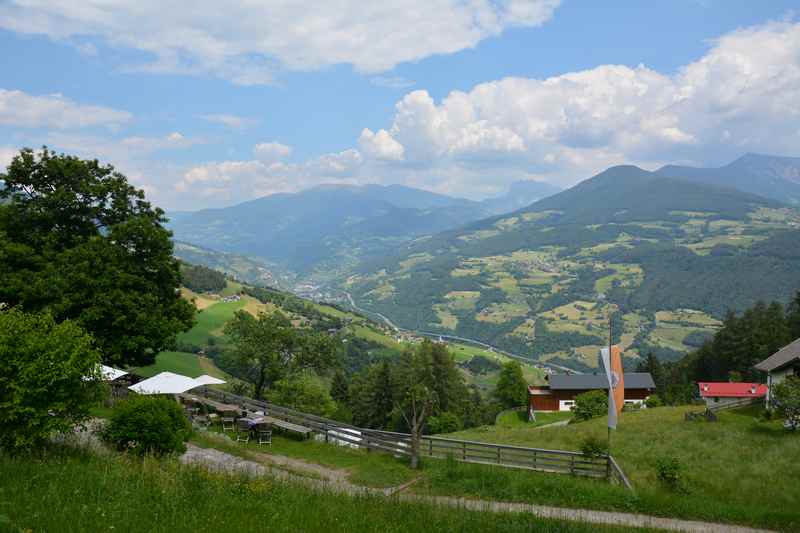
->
(179, 442), (774, 533)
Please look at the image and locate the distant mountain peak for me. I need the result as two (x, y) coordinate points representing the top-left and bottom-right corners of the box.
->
(656, 153), (800, 204)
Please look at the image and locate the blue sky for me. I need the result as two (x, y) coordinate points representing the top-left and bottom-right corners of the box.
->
(1, 1), (799, 209)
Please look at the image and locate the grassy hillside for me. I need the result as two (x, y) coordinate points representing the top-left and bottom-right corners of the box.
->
(134, 351), (229, 379)
(0, 450), (641, 533)
(435, 405), (800, 530)
(164, 279), (544, 394)
(346, 165), (800, 369)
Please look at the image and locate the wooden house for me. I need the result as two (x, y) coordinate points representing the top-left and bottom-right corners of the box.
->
(528, 372), (655, 412)
(754, 337), (800, 405)
(697, 382), (767, 409)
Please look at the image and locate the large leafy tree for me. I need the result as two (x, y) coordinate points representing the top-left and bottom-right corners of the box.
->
(0, 148), (194, 367)
(493, 360), (528, 408)
(223, 310), (338, 399)
(0, 308), (104, 451)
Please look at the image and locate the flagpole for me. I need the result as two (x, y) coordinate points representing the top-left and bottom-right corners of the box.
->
(607, 305), (613, 455)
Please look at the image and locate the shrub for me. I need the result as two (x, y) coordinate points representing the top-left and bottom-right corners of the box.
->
(0, 309), (104, 452)
(645, 394), (663, 409)
(655, 456), (683, 492)
(572, 390), (608, 422)
(101, 395), (191, 456)
(622, 402), (641, 412)
(427, 412), (462, 434)
(268, 370), (335, 417)
(579, 435), (608, 458)
(772, 376), (800, 430)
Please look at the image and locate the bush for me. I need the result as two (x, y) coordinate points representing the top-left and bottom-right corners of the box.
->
(101, 395), (191, 456)
(579, 435), (608, 458)
(772, 376), (800, 430)
(572, 390), (608, 422)
(655, 456), (683, 492)
(645, 394), (663, 409)
(268, 370), (335, 417)
(427, 412), (462, 434)
(0, 309), (104, 452)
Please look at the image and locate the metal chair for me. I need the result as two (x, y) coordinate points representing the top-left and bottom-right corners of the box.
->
(221, 416), (235, 432)
(236, 419), (252, 443)
(255, 423), (272, 446)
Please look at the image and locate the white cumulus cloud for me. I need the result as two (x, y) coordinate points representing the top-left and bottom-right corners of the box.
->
(254, 142), (292, 161)
(199, 114), (258, 130)
(0, 88), (132, 129)
(359, 129), (405, 161)
(0, 0), (561, 84)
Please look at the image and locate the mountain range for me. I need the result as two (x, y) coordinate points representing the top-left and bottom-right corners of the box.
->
(170, 153), (800, 370)
(344, 158), (800, 370)
(656, 153), (800, 205)
(168, 180), (561, 276)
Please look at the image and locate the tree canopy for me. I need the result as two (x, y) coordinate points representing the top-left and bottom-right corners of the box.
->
(0, 148), (194, 367)
(0, 308), (104, 451)
(223, 309), (339, 399)
(493, 360), (528, 408)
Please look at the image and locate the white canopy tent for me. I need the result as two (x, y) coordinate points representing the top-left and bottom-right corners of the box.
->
(101, 365), (129, 382)
(128, 371), (226, 395)
(193, 374), (227, 386)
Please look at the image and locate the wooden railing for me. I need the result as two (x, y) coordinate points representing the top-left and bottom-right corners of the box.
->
(708, 397), (761, 412)
(199, 388), (633, 490)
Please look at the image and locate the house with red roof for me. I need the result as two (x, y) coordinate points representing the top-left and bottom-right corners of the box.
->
(698, 382), (767, 410)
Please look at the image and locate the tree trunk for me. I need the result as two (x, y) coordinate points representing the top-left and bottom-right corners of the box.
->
(410, 422), (421, 469)
(254, 370), (267, 400)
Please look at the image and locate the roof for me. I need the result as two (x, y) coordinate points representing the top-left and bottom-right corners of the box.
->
(193, 374), (227, 386)
(698, 382), (767, 398)
(754, 337), (800, 373)
(100, 365), (128, 381)
(547, 372), (655, 390)
(128, 372), (226, 395)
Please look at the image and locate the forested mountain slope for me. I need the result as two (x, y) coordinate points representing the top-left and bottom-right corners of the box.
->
(344, 164), (800, 371)
(168, 184), (492, 276)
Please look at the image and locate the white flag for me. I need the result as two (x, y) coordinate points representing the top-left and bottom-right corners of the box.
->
(600, 347), (617, 429)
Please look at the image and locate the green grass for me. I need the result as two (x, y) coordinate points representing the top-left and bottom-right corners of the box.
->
(133, 351), (206, 378)
(492, 409), (572, 429)
(192, 430), (415, 489)
(349, 325), (402, 350)
(0, 449), (648, 533)
(439, 405), (800, 531)
(178, 299), (247, 346)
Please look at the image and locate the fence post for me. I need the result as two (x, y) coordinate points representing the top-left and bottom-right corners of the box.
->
(429, 438), (433, 457)
(606, 455), (612, 481)
(324, 423), (329, 443)
(497, 446), (501, 464)
(462, 441), (466, 460)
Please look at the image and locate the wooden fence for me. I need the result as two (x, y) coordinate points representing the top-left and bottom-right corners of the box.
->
(199, 388), (633, 490)
(708, 397), (762, 412)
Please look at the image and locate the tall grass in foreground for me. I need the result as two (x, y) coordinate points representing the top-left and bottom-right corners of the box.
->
(442, 405), (800, 531)
(0, 449), (649, 533)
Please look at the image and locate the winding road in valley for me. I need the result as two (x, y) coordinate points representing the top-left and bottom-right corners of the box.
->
(341, 291), (580, 374)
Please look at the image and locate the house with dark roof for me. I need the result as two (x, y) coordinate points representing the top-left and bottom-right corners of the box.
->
(698, 382), (767, 409)
(528, 372), (656, 412)
(754, 337), (800, 404)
